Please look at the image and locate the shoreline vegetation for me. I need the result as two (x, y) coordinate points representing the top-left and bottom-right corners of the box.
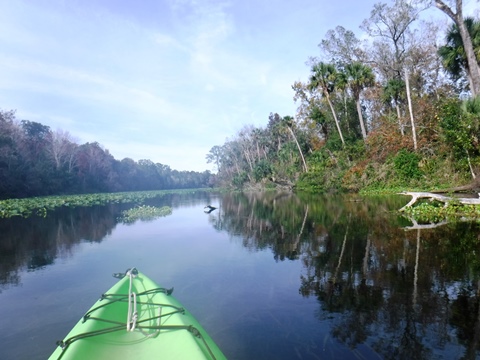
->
(1, 1), (480, 224)
(1, 187), (480, 226)
(398, 191), (480, 224)
(203, 3), (480, 229)
(201, 0), (480, 224)
(0, 189), (208, 219)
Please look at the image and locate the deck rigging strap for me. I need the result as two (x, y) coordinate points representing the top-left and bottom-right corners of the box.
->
(56, 324), (216, 359)
(54, 268), (219, 360)
(126, 268), (138, 331)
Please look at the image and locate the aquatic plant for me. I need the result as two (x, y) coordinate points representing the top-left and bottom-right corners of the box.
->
(0, 189), (204, 218)
(402, 200), (480, 224)
(118, 205), (172, 224)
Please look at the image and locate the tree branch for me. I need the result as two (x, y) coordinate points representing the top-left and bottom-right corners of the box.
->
(435, 0), (457, 22)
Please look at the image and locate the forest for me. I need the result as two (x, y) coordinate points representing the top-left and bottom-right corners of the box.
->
(207, 0), (480, 193)
(0, 109), (213, 199)
(2, 0), (480, 199)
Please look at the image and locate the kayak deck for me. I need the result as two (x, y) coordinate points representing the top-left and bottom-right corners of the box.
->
(49, 268), (226, 360)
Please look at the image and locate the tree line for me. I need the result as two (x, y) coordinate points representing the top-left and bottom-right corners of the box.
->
(0, 110), (213, 199)
(207, 0), (480, 192)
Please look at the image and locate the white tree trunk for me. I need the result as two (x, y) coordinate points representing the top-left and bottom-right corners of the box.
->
(396, 102), (405, 136)
(435, 0), (480, 96)
(466, 149), (477, 179)
(405, 68), (418, 150)
(287, 126), (308, 173)
(356, 99), (368, 139)
(325, 91), (346, 146)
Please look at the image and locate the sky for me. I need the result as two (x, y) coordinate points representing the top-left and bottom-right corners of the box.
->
(0, 0), (478, 172)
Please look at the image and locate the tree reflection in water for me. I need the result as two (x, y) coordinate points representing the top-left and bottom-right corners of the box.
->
(1, 191), (480, 358)
(207, 192), (480, 359)
(0, 204), (119, 290)
(0, 191), (209, 291)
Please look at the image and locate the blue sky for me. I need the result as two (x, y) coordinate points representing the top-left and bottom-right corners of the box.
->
(0, 0), (477, 172)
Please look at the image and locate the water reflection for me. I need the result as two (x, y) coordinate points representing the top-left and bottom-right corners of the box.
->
(1, 191), (480, 358)
(206, 192), (480, 358)
(0, 191), (216, 290)
(0, 205), (117, 289)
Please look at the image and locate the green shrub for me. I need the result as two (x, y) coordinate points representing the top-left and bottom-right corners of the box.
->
(393, 149), (423, 180)
(232, 171), (249, 188)
(253, 160), (272, 182)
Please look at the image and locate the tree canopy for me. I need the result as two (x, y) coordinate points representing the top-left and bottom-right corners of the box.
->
(3, 0), (480, 196)
(0, 111), (213, 199)
(207, 0), (480, 192)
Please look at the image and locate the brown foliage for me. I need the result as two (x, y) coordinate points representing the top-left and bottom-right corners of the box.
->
(365, 119), (413, 162)
(413, 96), (442, 155)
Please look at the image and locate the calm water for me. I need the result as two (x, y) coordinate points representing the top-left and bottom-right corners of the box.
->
(1, 191), (480, 360)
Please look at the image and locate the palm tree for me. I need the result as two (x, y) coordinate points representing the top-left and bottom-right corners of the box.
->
(438, 17), (480, 93)
(283, 116), (308, 173)
(344, 62), (375, 140)
(462, 95), (480, 115)
(435, 1), (480, 96)
(382, 78), (406, 135)
(309, 62), (345, 146)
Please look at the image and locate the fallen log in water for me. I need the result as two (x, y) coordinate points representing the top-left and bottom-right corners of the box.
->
(399, 191), (480, 212)
(401, 215), (448, 230)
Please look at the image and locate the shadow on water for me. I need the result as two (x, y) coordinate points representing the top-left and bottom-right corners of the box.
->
(2, 190), (480, 358)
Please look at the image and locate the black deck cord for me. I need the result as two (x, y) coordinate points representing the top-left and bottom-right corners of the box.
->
(55, 324), (218, 360)
(54, 288), (218, 360)
(82, 287), (176, 322)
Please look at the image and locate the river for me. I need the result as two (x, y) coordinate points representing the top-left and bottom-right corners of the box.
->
(1, 190), (479, 359)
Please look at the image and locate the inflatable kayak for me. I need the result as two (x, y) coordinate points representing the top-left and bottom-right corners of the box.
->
(49, 268), (226, 360)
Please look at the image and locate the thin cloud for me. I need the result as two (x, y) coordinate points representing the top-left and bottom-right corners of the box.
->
(0, 0), (407, 172)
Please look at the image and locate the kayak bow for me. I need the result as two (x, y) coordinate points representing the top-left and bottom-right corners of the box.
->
(49, 268), (226, 360)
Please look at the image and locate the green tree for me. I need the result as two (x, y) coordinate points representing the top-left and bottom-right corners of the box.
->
(310, 62), (346, 146)
(438, 17), (480, 93)
(382, 78), (406, 135)
(206, 145), (223, 172)
(344, 62), (375, 140)
(0, 110), (23, 198)
(434, 0), (480, 96)
(20, 120), (54, 195)
(266, 112), (290, 157)
(440, 98), (479, 178)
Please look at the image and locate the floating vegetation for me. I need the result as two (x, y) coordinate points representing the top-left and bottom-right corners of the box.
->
(118, 205), (172, 224)
(401, 201), (480, 224)
(0, 189), (207, 219)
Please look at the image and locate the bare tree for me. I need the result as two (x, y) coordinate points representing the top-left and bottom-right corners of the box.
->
(361, 0), (423, 81)
(47, 129), (78, 172)
(319, 26), (367, 66)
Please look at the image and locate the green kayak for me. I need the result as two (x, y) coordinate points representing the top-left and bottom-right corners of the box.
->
(49, 268), (226, 360)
